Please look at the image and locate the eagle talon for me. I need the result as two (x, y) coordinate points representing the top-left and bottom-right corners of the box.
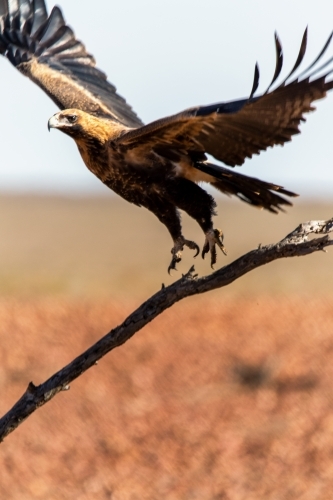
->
(213, 228), (228, 256)
(185, 239), (200, 258)
(202, 228), (227, 268)
(168, 256), (181, 275)
(168, 236), (200, 273)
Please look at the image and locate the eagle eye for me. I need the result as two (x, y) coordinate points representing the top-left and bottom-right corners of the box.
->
(66, 114), (77, 124)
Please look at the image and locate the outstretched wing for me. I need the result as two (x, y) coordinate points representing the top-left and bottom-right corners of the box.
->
(115, 29), (333, 166)
(0, 0), (143, 127)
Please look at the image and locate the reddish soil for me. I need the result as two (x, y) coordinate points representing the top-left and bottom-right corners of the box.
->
(1, 296), (333, 499)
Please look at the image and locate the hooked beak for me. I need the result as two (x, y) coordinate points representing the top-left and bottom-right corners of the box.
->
(48, 113), (60, 132)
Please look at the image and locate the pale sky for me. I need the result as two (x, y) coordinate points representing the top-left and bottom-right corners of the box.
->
(1, 0), (333, 198)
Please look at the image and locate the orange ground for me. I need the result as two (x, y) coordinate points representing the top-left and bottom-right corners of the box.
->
(1, 295), (333, 499)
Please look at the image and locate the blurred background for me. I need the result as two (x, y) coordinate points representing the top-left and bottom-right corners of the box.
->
(1, 1), (333, 499)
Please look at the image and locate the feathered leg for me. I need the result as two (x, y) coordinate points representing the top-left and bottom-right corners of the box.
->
(140, 195), (199, 273)
(165, 178), (226, 268)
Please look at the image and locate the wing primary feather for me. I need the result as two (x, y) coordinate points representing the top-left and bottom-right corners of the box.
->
(38, 24), (68, 50)
(0, 1), (8, 19)
(54, 43), (95, 62)
(290, 30), (333, 82)
(9, 28), (27, 46)
(38, 6), (65, 45)
(249, 62), (259, 99)
(1, 28), (18, 44)
(264, 32), (283, 94)
(41, 26), (76, 55)
(7, 44), (20, 65)
(8, 6), (20, 30)
(278, 27), (308, 87)
(17, 0), (32, 31)
(30, 0), (47, 37)
(7, 1), (19, 20)
(290, 55), (333, 84)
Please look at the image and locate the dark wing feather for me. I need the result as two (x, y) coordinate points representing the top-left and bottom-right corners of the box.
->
(249, 62), (260, 99)
(277, 27), (308, 87)
(0, 0), (143, 127)
(116, 32), (333, 166)
(263, 32), (283, 94)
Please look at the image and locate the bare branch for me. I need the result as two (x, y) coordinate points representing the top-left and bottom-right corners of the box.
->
(282, 218), (333, 244)
(0, 217), (332, 442)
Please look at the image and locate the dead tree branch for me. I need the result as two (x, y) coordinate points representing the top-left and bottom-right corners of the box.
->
(0, 217), (332, 442)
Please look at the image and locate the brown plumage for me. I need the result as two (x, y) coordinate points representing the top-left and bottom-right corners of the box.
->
(1, 1), (333, 271)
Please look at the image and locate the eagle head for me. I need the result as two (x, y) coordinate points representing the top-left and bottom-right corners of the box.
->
(48, 109), (123, 145)
(48, 109), (85, 138)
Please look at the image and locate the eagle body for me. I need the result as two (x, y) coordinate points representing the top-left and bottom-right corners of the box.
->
(49, 109), (219, 269)
(1, 0), (333, 271)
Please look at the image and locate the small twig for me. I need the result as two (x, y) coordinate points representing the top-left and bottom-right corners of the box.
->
(282, 218), (333, 244)
(0, 218), (332, 442)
